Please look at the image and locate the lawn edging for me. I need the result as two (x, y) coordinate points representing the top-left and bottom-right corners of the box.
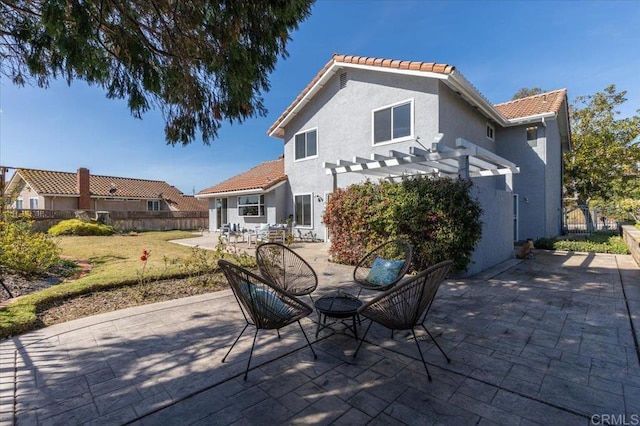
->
(622, 224), (640, 267)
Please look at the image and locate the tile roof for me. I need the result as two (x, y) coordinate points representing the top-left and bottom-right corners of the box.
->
(268, 54), (456, 138)
(12, 168), (207, 211)
(494, 89), (567, 120)
(197, 158), (286, 196)
(268, 54), (568, 137)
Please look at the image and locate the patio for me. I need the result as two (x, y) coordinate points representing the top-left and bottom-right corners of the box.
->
(1, 241), (639, 425)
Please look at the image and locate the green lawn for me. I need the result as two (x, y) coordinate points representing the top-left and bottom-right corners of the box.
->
(0, 231), (251, 339)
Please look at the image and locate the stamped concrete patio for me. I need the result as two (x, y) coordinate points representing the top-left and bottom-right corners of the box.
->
(1, 239), (639, 425)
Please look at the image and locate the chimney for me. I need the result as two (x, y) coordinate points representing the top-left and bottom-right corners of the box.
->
(77, 168), (91, 210)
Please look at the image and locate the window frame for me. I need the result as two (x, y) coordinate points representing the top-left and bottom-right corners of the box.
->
(237, 194), (265, 217)
(372, 99), (414, 146)
(15, 197), (23, 210)
(29, 197), (39, 210)
(486, 123), (495, 141)
(293, 127), (318, 162)
(294, 193), (313, 229)
(147, 200), (160, 211)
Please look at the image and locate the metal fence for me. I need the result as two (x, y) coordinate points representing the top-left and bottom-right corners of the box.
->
(563, 205), (618, 234)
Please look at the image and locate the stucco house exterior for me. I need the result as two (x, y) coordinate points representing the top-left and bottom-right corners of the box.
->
(199, 54), (570, 275)
(4, 167), (208, 213)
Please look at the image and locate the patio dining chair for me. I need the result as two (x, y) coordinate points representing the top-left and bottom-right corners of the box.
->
(353, 259), (453, 380)
(353, 239), (413, 297)
(256, 243), (318, 303)
(218, 260), (317, 380)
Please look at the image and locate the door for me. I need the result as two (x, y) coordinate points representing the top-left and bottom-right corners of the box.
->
(216, 198), (228, 230)
(513, 194), (519, 242)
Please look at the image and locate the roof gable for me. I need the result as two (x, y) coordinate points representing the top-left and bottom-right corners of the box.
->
(197, 158), (286, 196)
(6, 168), (207, 211)
(268, 54), (569, 138)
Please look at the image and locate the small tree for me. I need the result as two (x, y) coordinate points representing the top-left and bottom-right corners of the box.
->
(512, 87), (546, 100)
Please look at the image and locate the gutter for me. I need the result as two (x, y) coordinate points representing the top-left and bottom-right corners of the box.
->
(196, 180), (287, 199)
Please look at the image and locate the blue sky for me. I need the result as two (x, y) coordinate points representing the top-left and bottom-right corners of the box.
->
(1, 0), (638, 194)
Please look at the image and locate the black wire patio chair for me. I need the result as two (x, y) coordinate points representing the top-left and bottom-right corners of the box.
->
(353, 259), (453, 380)
(256, 242), (318, 303)
(218, 260), (317, 380)
(353, 239), (413, 297)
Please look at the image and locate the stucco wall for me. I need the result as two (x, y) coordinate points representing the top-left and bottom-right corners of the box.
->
(284, 69), (441, 238)
(497, 124), (548, 240)
(622, 225), (640, 267)
(544, 119), (563, 236)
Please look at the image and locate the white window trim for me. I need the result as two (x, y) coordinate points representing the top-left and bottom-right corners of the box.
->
(29, 197), (39, 210)
(372, 98), (414, 146)
(293, 127), (319, 162)
(16, 197), (23, 209)
(147, 200), (160, 211)
(294, 192), (313, 229)
(237, 194), (264, 217)
(486, 123), (495, 141)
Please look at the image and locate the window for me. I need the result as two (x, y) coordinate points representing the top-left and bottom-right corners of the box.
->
(527, 126), (538, 147)
(15, 197), (23, 210)
(238, 195), (264, 217)
(486, 123), (495, 141)
(373, 100), (412, 144)
(29, 197), (39, 209)
(147, 200), (160, 211)
(294, 194), (312, 227)
(294, 129), (317, 160)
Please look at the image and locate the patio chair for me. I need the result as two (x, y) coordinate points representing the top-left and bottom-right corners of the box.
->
(218, 260), (317, 380)
(353, 239), (413, 296)
(256, 243), (318, 302)
(353, 259), (453, 380)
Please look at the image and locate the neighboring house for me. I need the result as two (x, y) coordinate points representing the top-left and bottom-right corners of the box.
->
(201, 54), (570, 275)
(196, 158), (288, 229)
(4, 167), (208, 213)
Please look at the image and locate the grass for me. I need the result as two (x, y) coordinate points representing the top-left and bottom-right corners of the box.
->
(0, 231), (254, 339)
(534, 231), (630, 254)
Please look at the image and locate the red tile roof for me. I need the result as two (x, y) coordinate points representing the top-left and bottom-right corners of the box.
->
(494, 89), (567, 119)
(268, 54), (568, 137)
(11, 168), (207, 211)
(197, 158), (286, 196)
(268, 54), (456, 138)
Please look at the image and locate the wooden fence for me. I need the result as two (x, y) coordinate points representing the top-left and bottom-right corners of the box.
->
(8, 209), (209, 232)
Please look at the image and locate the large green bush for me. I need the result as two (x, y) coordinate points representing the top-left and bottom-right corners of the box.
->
(0, 212), (62, 276)
(48, 219), (115, 236)
(534, 232), (629, 254)
(323, 177), (483, 272)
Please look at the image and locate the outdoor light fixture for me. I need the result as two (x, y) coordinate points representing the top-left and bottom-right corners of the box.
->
(315, 195), (324, 202)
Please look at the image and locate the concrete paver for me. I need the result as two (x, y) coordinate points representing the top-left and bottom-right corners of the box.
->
(1, 238), (639, 425)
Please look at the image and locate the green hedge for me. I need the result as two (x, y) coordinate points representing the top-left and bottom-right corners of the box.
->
(48, 219), (115, 236)
(534, 232), (629, 254)
(322, 177), (482, 272)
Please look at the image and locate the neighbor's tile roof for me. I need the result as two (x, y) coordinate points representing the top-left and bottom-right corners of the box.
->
(197, 158), (286, 195)
(268, 54), (456, 137)
(15, 168), (207, 211)
(494, 89), (567, 120)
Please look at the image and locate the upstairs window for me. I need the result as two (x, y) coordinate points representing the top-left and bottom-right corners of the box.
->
(29, 197), (39, 209)
(238, 195), (264, 217)
(486, 123), (495, 141)
(295, 129), (318, 161)
(147, 200), (160, 211)
(373, 100), (413, 144)
(527, 126), (538, 147)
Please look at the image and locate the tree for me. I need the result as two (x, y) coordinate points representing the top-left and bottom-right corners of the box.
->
(0, 0), (314, 145)
(564, 85), (640, 209)
(512, 87), (546, 100)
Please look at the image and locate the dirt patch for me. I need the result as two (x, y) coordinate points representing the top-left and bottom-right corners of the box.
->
(37, 276), (228, 326)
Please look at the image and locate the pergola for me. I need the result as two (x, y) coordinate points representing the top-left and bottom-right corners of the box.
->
(323, 137), (519, 190)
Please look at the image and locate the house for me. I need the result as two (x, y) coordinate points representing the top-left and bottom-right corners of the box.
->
(4, 167), (208, 213)
(196, 158), (288, 230)
(200, 54), (570, 275)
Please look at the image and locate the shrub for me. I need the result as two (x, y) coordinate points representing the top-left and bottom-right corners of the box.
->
(535, 232), (629, 254)
(323, 177), (483, 272)
(0, 212), (62, 276)
(48, 219), (115, 236)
